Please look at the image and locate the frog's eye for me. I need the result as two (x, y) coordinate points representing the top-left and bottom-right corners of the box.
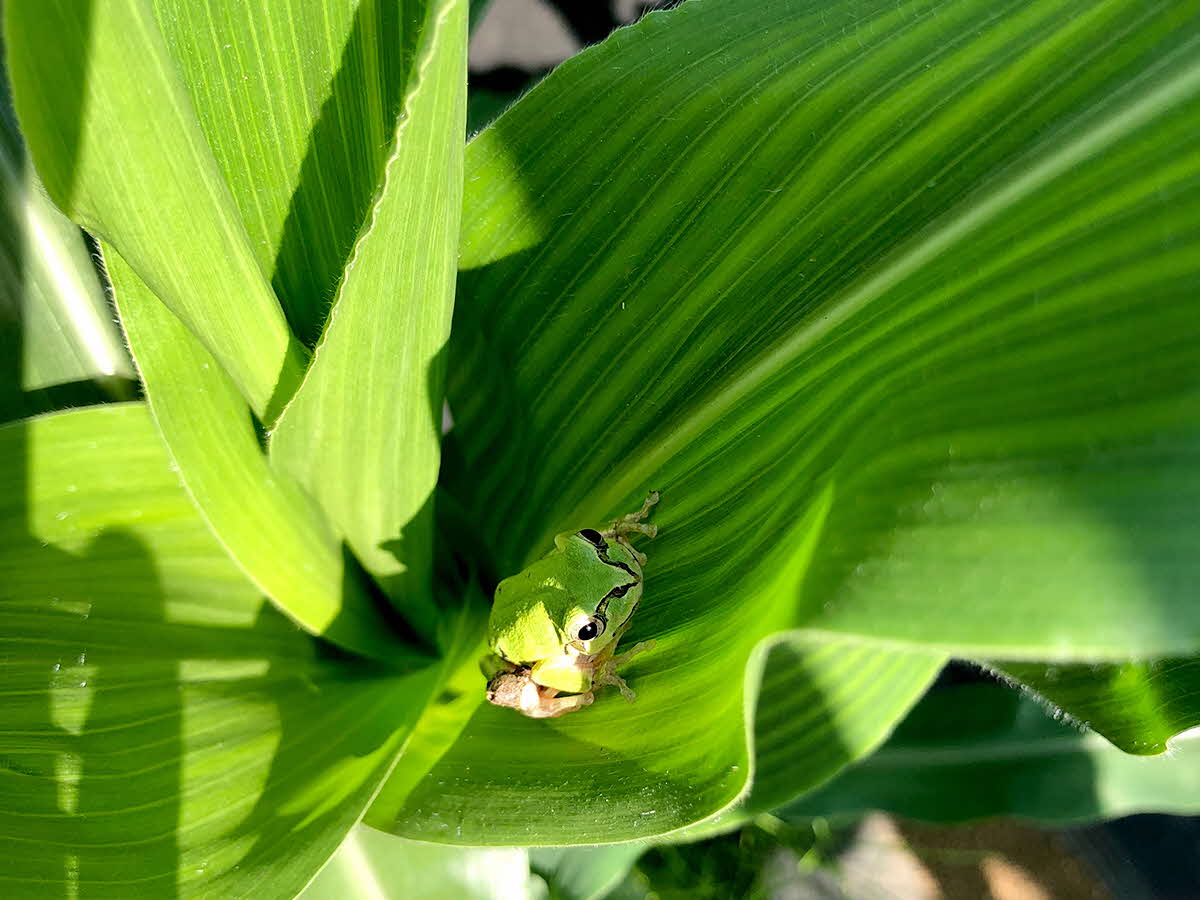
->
(569, 615), (606, 643)
(578, 528), (606, 548)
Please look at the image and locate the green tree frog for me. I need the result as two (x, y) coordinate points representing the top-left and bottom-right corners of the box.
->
(483, 492), (660, 718)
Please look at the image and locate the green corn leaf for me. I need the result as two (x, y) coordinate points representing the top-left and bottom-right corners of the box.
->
(364, 591), (486, 827)
(0, 404), (448, 898)
(0, 83), (131, 423)
(690, 638), (945, 838)
(386, 632), (941, 845)
(528, 845), (645, 900)
(299, 824), (539, 900)
(108, 246), (416, 665)
(784, 682), (1200, 824)
(4, 0), (306, 421)
(270, 0), (467, 642)
(420, 0), (1200, 842)
(148, 0), (445, 346)
(450, 0), (1200, 658)
(995, 658), (1200, 755)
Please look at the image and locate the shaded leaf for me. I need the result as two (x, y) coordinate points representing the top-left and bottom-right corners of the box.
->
(422, 0), (1200, 843)
(784, 682), (1200, 824)
(450, 0), (1200, 658)
(365, 586), (487, 826)
(388, 628), (940, 844)
(996, 658), (1200, 755)
(5, 0), (306, 420)
(708, 638), (944, 829)
(529, 844), (645, 900)
(0, 405), (443, 898)
(108, 246), (416, 664)
(271, 0), (467, 642)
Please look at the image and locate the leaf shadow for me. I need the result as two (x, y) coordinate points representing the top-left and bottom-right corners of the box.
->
(269, 0), (433, 346)
(0, 530), (183, 898)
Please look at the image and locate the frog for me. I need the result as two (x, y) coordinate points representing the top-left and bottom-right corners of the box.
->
(482, 492), (660, 718)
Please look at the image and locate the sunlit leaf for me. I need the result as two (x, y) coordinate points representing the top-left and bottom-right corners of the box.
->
(299, 824), (538, 900)
(109, 247), (415, 664)
(0, 80), (131, 423)
(0, 405), (443, 898)
(271, 0), (467, 641)
(5, 0), (306, 420)
(149, 0), (442, 345)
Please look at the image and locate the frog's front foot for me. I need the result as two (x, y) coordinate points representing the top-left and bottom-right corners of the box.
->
(486, 669), (594, 718)
(594, 640), (656, 703)
(595, 667), (637, 702)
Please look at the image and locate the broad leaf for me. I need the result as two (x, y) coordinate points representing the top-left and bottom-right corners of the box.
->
(996, 658), (1200, 755)
(528, 845), (648, 900)
(388, 633), (940, 845)
(149, 0), (442, 345)
(5, 0), (306, 420)
(419, 0), (1200, 842)
(108, 247), (415, 664)
(0, 82), (131, 423)
(299, 824), (538, 900)
(450, 0), (1200, 658)
(271, 0), (467, 641)
(0, 405), (443, 898)
(696, 638), (944, 834)
(364, 589), (487, 827)
(785, 682), (1200, 824)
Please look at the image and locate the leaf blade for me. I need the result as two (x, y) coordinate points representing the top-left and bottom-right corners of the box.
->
(996, 658), (1200, 755)
(0, 404), (444, 898)
(451, 0), (1200, 654)
(108, 246), (416, 664)
(784, 682), (1200, 824)
(299, 825), (536, 900)
(270, 0), (468, 641)
(429, 0), (1200, 841)
(5, 0), (305, 420)
(149, 0), (434, 344)
(0, 81), (132, 423)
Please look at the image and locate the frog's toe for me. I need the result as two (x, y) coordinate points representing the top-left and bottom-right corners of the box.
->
(595, 667), (637, 702)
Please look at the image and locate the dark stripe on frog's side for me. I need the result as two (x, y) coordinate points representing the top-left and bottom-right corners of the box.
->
(579, 529), (638, 581)
(594, 579), (637, 623)
(578, 531), (640, 624)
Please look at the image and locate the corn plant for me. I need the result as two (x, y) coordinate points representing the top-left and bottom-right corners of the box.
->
(2, 0), (1199, 897)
